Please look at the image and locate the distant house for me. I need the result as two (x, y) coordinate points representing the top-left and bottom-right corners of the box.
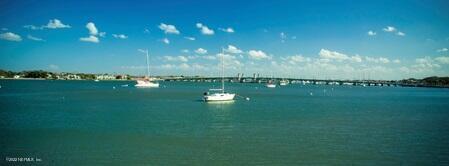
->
(13, 75), (21, 79)
(96, 74), (115, 80)
(66, 74), (81, 80)
(46, 73), (54, 79)
(115, 75), (128, 80)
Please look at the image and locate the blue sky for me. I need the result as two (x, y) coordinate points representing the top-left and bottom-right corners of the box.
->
(1, 0), (449, 79)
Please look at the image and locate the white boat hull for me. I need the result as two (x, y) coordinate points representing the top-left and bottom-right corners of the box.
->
(266, 84), (276, 88)
(135, 80), (159, 88)
(204, 93), (235, 101)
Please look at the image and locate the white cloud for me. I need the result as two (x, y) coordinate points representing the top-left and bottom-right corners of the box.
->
(437, 48), (448, 52)
(196, 23), (214, 35)
(396, 31), (405, 36)
(316, 49), (363, 63)
(194, 48), (208, 54)
(379, 57), (390, 63)
(79, 35), (99, 43)
(121, 65), (146, 70)
(383, 26), (396, 32)
(413, 57), (440, 70)
(187, 55), (198, 59)
(163, 55), (188, 62)
(365, 56), (390, 63)
(382, 26), (405, 36)
(203, 55), (216, 60)
(27, 35), (44, 41)
(181, 49), (189, 53)
(248, 50), (270, 60)
(201, 55), (217, 60)
(399, 66), (410, 73)
(224, 45), (243, 54)
(191, 63), (206, 70)
(86, 22), (98, 35)
(23, 19), (71, 30)
(393, 59), (401, 63)
(179, 63), (190, 69)
(112, 34), (128, 39)
(435, 56), (449, 64)
(80, 22), (102, 43)
(280, 32), (287, 39)
(99, 32), (106, 37)
(137, 49), (147, 53)
(23, 25), (42, 30)
(285, 55), (309, 64)
(156, 63), (196, 70)
(0, 32), (22, 41)
(365, 56), (377, 63)
(367, 30), (376, 36)
(216, 53), (235, 59)
(184, 36), (195, 40)
(158, 23), (180, 34)
(319, 49), (349, 61)
(161, 38), (170, 44)
(219, 27), (234, 33)
(350, 55), (363, 63)
(416, 57), (430, 64)
(280, 32), (287, 42)
(160, 64), (175, 69)
(44, 19), (71, 29)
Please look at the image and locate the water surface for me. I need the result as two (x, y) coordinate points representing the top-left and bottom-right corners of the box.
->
(1, 80), (449, 165)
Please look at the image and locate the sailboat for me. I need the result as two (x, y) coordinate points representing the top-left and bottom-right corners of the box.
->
(135, 49), (159, 88)
(266, 74), (276, 88)
(266, 80), (276, 88)
(203, 51), (235, 102)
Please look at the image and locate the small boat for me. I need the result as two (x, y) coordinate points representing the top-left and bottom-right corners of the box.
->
(135, 79), (159, 88)
(204, 50), (235, 102)
(94, 79), (99, 82)
(266, 80), (276, 88)
(203, 90), (236, 101)
(135, 49), (159, 88)
(279, 79), (288, 86)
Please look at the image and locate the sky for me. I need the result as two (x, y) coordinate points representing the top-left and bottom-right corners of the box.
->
(0, 0), (449, 80)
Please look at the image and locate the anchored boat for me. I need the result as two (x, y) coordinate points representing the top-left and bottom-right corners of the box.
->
(135, 49), (159, 88)
(203, 50), (235, 102)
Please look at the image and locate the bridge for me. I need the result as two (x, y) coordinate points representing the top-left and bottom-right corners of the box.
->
(161, 76), (402, 87)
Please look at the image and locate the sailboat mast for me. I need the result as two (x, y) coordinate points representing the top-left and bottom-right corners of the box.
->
(146, 50), (150, 78)
(221, 50), (225, 93)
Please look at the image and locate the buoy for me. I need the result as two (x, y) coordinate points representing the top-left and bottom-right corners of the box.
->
(310, 92), (313, 96)
(113, 86), (116, 89)
(245, 97), (250, 101)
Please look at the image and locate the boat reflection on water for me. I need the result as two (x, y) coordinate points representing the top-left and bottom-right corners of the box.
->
(205, 100), (235, 105)
(205, 99), (235, 111)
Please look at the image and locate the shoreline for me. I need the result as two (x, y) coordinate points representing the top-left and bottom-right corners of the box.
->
(1, 78), (449, 89)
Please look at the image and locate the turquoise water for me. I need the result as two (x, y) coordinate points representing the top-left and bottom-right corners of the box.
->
(1, 80), (449, 165)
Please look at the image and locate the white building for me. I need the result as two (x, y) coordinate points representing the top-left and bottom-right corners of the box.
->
(96, 75), (115, 80)
(66, 74), (81, 80)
